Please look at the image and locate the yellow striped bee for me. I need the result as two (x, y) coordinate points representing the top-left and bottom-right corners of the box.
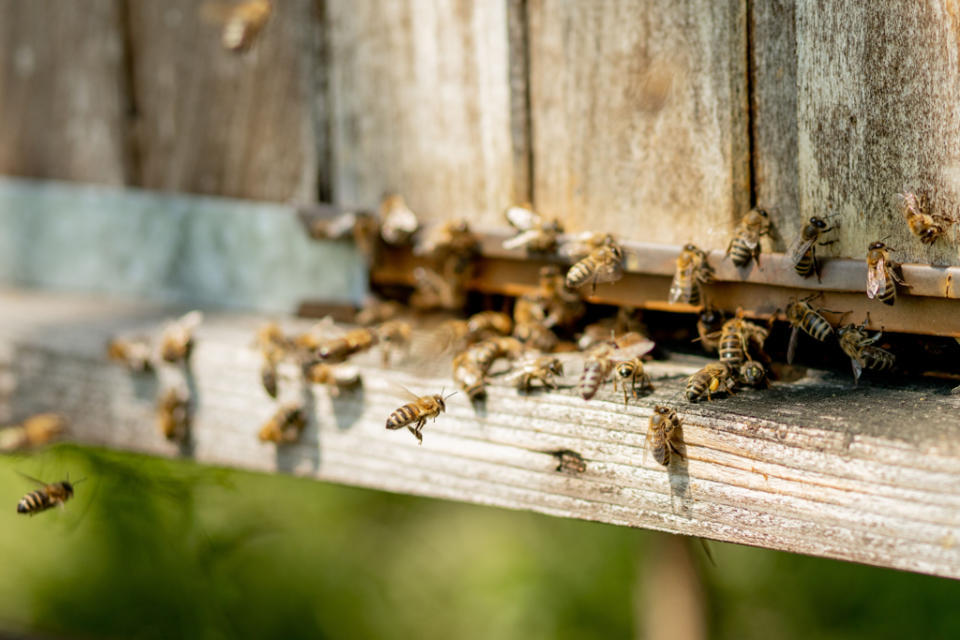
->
(565, 235), (625, 293)
(738, 360), (769, 389)
(612, 357), (654, 406)
(647, 406), (682, 466)
(157, 386), (190, 442)
(385, 389), (455, 445)
(900, 191), (956, 245)
(452, 351), (488, 402)
(726, 208), (771, 268)
(685, 362), (738, 402)
(503, 204), (563, 253)
(838, 318), (895, 385)
(506, 355), (564, 392)
(315, 328), (379, 363)
(788, 216), (834, 280)
(578, 344), (614, 400)
(669, 244), (715, 305)
(784, 296), (837, 364)
(866, 241), (906, 305)
(258, 403), (307, 444)
(716, 312), (769, 368)
(16, 473), (83, 515)
(465, 336), (524, 374)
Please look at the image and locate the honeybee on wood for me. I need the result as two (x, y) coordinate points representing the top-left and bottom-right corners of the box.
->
(715, 311), (769, 368)
(452, 351), (488, 401)
(0, 413), (66, 452)
(866, 241), (907, 305)
(16, 473), (83, 515)
(201, 0), (272, 53)
(157, 386), (190, 441)
(255, 322), (289, 398)
(899, 191), (956, 245)
(551, 449), (587, 474)
(385, 389), (454, 445)
(738, 360), (769, 388)
(685, 362), (738, 402)
(726, 208), (771, 268)
(784, 295), (837, 364)
(315, 327), (379, 364)
(612, 357), (654, 406)
(376, 320), (412, 366)
(258, 403), (307, 444)
(302, 363), (362, 396)
(837, 317), (895, 385)
(647, 406), (682, 466)
(578, 344), (615, 400)
(160, 311), (203, 364)
(466, 336), (525, 374)
(502, 204), (563, 253)
(106, 336), (154, 373)
(564, 234), (625, 293)
(379, 194), (420, 245)
(467, 311), (513, 337)
(354, 299), (405, 326)
(695, 307), (724, 353)
(669, 243), (715, 305)
(506, 355), (564, 392)
(788, 216), (835, 280)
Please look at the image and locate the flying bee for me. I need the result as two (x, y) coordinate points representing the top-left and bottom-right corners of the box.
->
(837, 317), (895, 385)
(0, 413), (66, 452)
(160, 311), (203, 364)
(726, 207), (771, 268)
(379, 194), (420, 245)
(669, 243), (715, 305)
(647, 406), (682, 466)
(16, 473), (83, 515)
(551, 449), (587, 474)
(258, 403), (307, 444)
(354, 299), (405, 326)
(784, 295), (837, 364)
(452, 351), (488, 401)
(899, 191), (956, 245)
(106, 336), (154, 372)
(385, 389), (455, 445)
(866, 241), (907, 305)
(612, 357), (654, 406)
(788, 216), (835, 280)
(738, 360), (769, 388)
(578, 344), (614, 400)
(565, 235), (625, 293)
(201, 0), (272, 52)
(696, 307), (724, 353)
(685, 362), (738, 402)
(506, 355), (564, 392)
(156, 386), (190, 441)
(502, 204), (563, 253)
(302, 363), (361, 396)
(256, 322), (288, 398)
(315, 328), (379, 363)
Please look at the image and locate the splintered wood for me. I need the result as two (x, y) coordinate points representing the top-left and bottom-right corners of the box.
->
(2, 290), (959, 578)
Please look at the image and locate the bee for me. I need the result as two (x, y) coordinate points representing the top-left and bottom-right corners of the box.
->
(315, 328), (379, 364)
(0, 413), (66, 452)
(717, 312), (769, 368)
(866, 241), (907, 305)
(685, 362), (738, 402)
(738, 360), (769, 388)
(452, 351), (488, 401)
(565, 234), (625, 293)
(258, 403), (307, 444)
(647, 406), (682, 466)
(307, 210), (380, 263)
(466, 336), (524, 374)
(784, 295), (836, 364)
(551, 449), (587, 474)
(256, 322), (288, 398)
(160, 311), (203, 364)
(16, 473), (82, 515)
(502, 204), (563, 253)
(385, 389), (454, 445)
(376, 321), (412, 366)
(900, 191), (955, 245)
(837, 318), (895, 385)
(612, 357), (654, 405)
(467, 311), (513, 337)
(506, 355), (564, 392)
(578, 344), (614, 400)
(788, 216), (835, 279)
(355, 299), (405, 326)
(379, 194), (420, 245)
(726, 208), (771, 268)
(695, 307), (724, 353)
(201, 0), (272, 53)
(669, 244), (715, 305)
(156, 386), (190, 441)
(302, 363), (362, 396)
(106, 336), (154, 372)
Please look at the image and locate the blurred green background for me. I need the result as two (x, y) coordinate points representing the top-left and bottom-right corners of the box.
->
(0, 445), (958, 640)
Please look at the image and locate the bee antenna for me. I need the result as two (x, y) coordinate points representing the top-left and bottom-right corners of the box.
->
(72, 477), (88, 486)
(444, 391), (458, 401)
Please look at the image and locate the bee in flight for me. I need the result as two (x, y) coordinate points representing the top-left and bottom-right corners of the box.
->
(784, 295), (839, 364)
(669, 244), (715, 305)
(564, 234), (625, 293)
(647, 406), (682, 466)
(837, 317), (895, 385)
(866, 241), (907, 305)
(385, 389), (456, 445)
(726, 208), (771, 268)
(502, 204), (563, 253)
(788, 216), (835, 280)
(899, 191), (956, 245)
(17, 473), (84, 515)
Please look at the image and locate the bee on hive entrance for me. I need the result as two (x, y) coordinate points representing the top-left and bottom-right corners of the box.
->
(502, 204), (563, 253)
(385, 389), (456, 445)
(695, 307), (724, 353)
(899, 191), (956, 245)
(16, 473), (84, 515)
(866, 241), (907, 305)
(452, 351), (488, 402)
(379, 195), (420, 246)
(669, 243), (715, 305)
(160, 311), (203, 364)
(157, 386), (190, 442)
(314, 327), (379, 364)
(564, 234), (625, 293)
(106, 336), (154, 373)
(726, 208), (771, 268)
(647, 406), (682, 466)
(837, 316), (895, 385)
(578, 344), (615, 401)
(784, 295), (839, 364)
(506, 355), (564, 392)
(258, 403), (308, 444)
(788, 216), (835, 280)
(612, 357), (654, 406)
(685, 362), (738, 402)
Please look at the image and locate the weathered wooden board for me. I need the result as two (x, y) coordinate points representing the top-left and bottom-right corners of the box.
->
(0, 0), (131, 185)
(325, 0), (523, 227)
(125, 0), (319, 202)
(3, 289), (959, 578)
(796, 2), (960, 266)
(526, 0), (750, 248)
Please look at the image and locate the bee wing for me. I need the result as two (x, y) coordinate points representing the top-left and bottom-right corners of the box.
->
(504, 205), (540, 231)
(866, 256), (887, 299)
(615, 339), (656, 360)
(668, 264), (693, 303)
(397, 385), (422, 402)
(786, 325), (799, 365)
(17, 471), (48, 488)
(594, 261), (624, 284)
(849, 357), (863, 385)
(787, 233), (817, 267)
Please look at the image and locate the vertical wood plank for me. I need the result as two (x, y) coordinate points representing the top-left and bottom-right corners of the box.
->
(0, 0), (130, 185)
(126, 0), (319, 202)
(325, 0), (522, 227)
(797, 1), (960, 266)
(527, 0), (750, 249)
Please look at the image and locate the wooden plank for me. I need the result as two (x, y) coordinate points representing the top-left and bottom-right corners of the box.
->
(526, 0), (750, 247)
(325, 0), (523, 227)
(796, 2), (960, 266)
(0, 0), (131, 185)
(125, 0), (319, 202)
(4, 288), (960, 578)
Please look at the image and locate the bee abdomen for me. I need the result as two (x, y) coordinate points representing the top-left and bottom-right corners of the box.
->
(877, 280), (897, 305)
(794, 250), (815, 276)
(17, 490), (50, 514)
(386, 403), (417, 430)
(801, 315), (834, 342)
(565, 258), (595, 289)
(685, 376), (707, 402)
(719, 334), (744, 366)
(728, 238), (753, 267)
(862, 347), (895, 371)
(578, 363), (605, 400)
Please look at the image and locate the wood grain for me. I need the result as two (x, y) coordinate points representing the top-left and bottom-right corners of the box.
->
(796, 1), (960, 266)
(126, 0), (319, 202)
(3, 289), (959, 578)
(325, 0), (523, 227)
(527, 0), (750, 248)
(0, 0), (130, 185)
